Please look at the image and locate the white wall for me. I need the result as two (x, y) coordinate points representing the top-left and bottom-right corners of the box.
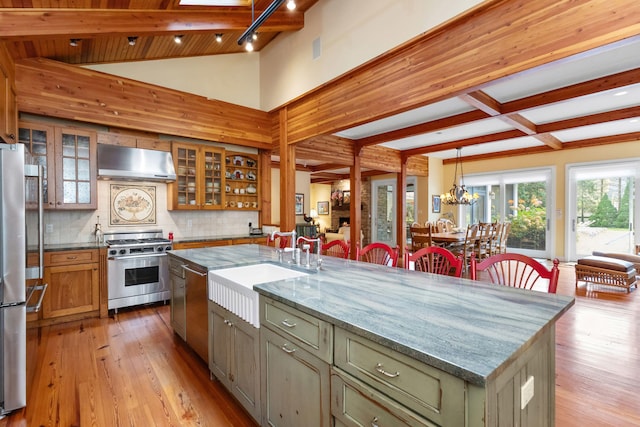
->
(259, 0), (484, 110)
(270, 169), (311, 226)
(85, 54), (262, 109)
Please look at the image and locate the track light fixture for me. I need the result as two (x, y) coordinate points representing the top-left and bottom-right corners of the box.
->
(215, 33), (223, 43)
(237, 0), (288, 49)
(287, 0), (296, 10)
(174, 35), (183, 44)
(69, 39), (80, 47)
(127, 36), (138, 46)
(245, 40), (254, 52)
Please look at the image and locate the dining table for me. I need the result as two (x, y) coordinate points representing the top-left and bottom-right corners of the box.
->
(430, 231), (469, 244)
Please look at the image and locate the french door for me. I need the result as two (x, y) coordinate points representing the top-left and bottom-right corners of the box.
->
(371, 179), (396, 246)
(567, 161), (639, 261)
(463, 168), (554, 259)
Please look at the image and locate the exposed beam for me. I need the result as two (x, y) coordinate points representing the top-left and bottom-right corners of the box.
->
(0, 9), (304, 40)
(538, 105), (640, 133)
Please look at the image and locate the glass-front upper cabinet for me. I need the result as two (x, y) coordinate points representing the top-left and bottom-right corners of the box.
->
(19, 122), (97, 210)
(169, 143), (224, 210)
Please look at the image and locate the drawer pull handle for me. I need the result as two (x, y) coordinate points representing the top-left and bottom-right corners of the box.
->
(375, 363), (400, 378)
(371, 417), (379, 427)
(281, 319), (297, 328)
(281, 344), (296, 354)
(67, 256), (78, 259)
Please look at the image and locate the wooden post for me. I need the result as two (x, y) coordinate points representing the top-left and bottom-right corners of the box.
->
(350, 150), (362, 259)
(279, 108), (296, 232)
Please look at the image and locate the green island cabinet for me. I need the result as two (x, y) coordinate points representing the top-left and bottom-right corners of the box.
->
(260, 297), (332, 427)
(259, 296), (556, 427)
(208, 301), (261, 422)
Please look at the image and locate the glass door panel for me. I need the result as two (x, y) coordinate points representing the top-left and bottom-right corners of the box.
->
(371, 179), (396, 245)
(568, 162), (637, 261)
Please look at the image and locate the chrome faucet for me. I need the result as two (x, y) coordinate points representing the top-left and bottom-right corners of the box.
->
(296, 236), (322, 269)
(271, 229), (298, 262)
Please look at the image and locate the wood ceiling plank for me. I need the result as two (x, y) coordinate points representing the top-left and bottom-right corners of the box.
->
(0, 9), (304, 40)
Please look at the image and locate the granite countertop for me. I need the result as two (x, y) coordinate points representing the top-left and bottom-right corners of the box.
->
(168, 244), (575, 386)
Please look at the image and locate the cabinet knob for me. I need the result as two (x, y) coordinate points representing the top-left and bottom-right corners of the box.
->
(371, 416), (379, 427)
(7, 133), (15, 140)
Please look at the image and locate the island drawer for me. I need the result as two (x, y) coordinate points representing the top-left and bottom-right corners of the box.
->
(260, 297), (332, 363)
(168, 256), (185, 278)
(334, 327), (465, 426)
(331, 368), (437, 427)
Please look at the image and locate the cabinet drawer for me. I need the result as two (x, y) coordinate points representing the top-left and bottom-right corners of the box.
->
(331, 369), (437, 427)
(45, 249), (99, 266)
(334, 327), (464, 426)
(168, 256), (185, 277)
(261, 297), (332, 363)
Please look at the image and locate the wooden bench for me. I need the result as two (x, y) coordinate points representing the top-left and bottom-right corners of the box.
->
(575, 255), (637, 293)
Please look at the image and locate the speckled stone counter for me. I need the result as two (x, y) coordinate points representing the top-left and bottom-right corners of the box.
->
(169, 244), (574, 387)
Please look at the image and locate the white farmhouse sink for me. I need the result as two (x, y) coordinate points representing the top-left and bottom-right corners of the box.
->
(208, 263), (308, 328)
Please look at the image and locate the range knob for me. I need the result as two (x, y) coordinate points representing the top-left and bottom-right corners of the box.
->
(109, 249), (117, 256)
(156, 246), (164, 252)
(119, 249), (127, 255)
(166, 246), (173, 251)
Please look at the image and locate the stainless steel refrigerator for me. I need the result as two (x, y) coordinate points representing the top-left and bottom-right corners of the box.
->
(0, 142), (27, 414)
(0, 142), (45, 415)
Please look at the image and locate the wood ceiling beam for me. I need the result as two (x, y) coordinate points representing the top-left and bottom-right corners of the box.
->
(538, 105), (640, 133)
(355, 110), (489, 147)
(402, 129), (525, 158)
(0, 9), (304, 40)
(460, 91), (539, 135)
(502, 67), (640, 113)
(282, 0), (640, 144)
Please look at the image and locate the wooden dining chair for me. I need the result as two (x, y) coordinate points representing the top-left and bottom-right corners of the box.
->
(470, 253), (560, 293)
(321, 239), (350, 259)
(449, 223), (479, 271)
(404, 246), (464, 277)
(357, 242), (399, 267)
(409, 225), (432, 252)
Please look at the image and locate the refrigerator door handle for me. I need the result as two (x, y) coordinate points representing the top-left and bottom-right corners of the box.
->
(26, 283), (48, 313)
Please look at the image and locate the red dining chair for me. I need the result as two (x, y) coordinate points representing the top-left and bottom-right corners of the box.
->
(267, 234), (290, 249)
(357, 242), (399, 267)
(470, 253), (560, 293)
(321, 239), (350, 259)
(404, 246), (464, 277)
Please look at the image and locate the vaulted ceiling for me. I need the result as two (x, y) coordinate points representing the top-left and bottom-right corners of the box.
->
(2, 1), (639, 184)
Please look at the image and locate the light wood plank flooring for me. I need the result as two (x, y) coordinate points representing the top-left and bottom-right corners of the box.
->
(1, 263), (639, 426)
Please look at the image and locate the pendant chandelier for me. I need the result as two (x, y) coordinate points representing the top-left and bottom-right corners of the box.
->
(440, 147), (479, 205)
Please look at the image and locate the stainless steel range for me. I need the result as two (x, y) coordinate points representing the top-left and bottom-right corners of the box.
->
(104, 230), (172, 312)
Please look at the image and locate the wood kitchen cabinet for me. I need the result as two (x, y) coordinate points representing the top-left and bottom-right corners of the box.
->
(225, 151), (259, 210)
(42, 249), (100, 320)
(97, 131), (171, 152)
(0, 46), (17, 143)
(168, 142), (224, 210)
(19, 121), (97, 209)
(209, 301), (261, 422)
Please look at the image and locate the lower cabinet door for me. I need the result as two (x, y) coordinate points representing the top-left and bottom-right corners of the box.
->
(261, 326), (331, 427)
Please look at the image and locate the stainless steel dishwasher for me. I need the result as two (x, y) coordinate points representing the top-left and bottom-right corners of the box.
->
(182, 261), (209, 363)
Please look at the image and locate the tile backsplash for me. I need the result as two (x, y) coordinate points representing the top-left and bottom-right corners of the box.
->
(43, 180), (259, 244)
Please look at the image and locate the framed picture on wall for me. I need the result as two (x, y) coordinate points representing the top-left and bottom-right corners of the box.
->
(432, 195), (441, 213)
(295, 193), (304, 215)
(343, 190), (351, 205)
(317, 201), (329, 215)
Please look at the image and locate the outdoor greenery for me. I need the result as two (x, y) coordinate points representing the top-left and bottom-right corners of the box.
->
(507, 182), (547, 250)
(578, 177), (631, 228)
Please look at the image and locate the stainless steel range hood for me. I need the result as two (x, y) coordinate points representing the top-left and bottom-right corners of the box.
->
(98, 144), (176, 182)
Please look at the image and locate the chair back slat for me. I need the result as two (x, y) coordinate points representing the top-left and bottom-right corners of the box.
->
(404, 246), (463, 277)
(321, 239), (350, 259)
(470, 253), (559, 293)
(357, 242), (399, 267)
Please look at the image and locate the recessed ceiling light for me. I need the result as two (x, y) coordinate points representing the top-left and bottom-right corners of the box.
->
(174, 35), (184, 44)
(613, 91), (628, 97)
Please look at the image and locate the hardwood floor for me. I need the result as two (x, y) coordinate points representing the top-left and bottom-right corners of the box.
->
(1, 263), (639, 426)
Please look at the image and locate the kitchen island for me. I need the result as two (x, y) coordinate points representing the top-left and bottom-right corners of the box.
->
(168, 244), (574, 427)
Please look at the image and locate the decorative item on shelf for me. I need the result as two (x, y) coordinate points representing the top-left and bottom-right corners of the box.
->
(440, 147), (479, 205)
(225, 183), (231, 193)
(246, 171), (256, 180)
(233, 156), (244, 166)
(309, 209), (318, 225)
(246, 184), (257, 194)
(246, 158), (256, 167)
(234, 170), (244, 179)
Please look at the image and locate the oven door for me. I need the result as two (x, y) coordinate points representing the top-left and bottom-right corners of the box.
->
(107, 253), (169, 309)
